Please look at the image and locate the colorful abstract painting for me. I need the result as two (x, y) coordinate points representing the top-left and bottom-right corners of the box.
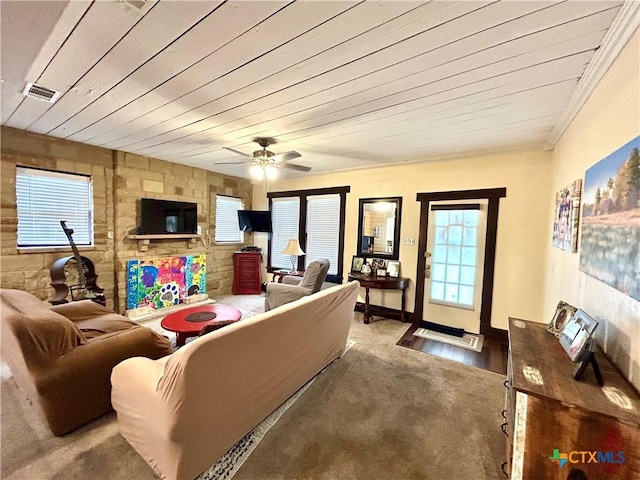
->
(580, 136), (640, 301)
(126, 254), (206, 309)
(552, 179), (581, 252)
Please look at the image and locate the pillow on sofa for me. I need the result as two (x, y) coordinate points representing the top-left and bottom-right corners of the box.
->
(1, 289), (86, 360)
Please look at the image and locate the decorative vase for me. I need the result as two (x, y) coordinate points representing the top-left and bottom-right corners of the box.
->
(361, 264), (372, 275)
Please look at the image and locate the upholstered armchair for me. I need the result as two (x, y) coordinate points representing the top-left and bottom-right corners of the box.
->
(265, 258), (330, 311)
(0, 289), (173, 436)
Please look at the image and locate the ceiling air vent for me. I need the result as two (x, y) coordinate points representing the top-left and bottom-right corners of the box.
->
(22, 83), (61, 103)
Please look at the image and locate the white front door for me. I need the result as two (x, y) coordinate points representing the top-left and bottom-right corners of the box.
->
(422, 200), (488, 334)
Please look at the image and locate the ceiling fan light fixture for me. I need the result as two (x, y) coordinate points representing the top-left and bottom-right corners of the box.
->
(250, 164), (264, 180)
(251, 163), (278, 191)
(266, 164), (278, 179)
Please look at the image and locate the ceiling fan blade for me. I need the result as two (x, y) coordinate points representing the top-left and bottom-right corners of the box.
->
(223, 147), (252, 157)
(279, 162), (311, 172)
(214, 161), (255, 165)
(271, 150), (301, 162)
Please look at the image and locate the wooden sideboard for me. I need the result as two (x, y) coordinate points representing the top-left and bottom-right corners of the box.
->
(347, 272), (409, 324)
(504, 317), (640, 479)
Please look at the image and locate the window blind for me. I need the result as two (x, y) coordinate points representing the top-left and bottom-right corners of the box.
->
(271, 197), (300, 269)
(215, 195), (244, 243)
(16, 167), (93, 247)
(306, 194), (339, 275)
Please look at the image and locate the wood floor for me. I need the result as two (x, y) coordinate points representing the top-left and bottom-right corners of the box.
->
(397, 324), (508, 375)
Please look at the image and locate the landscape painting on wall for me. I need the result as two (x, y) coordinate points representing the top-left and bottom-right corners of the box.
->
(126, 254), (206, 309)
(580, 136), (640, 301)
(552, 179), (581, 252)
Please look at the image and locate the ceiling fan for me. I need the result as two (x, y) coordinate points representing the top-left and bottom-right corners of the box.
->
(219, 138), (310, 170)
(218, 138), (310, 190)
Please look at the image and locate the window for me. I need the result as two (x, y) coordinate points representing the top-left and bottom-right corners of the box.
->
(271, 197), (300, 268)
(430, 208), (480, 308)
(215, 195), (244, 243)
(268, 186), (350, 282)
(306, 194), (340, 274)
(16, 167), (93, 247)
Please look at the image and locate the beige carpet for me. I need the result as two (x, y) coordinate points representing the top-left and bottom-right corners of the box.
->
(1, 294), (505, 480)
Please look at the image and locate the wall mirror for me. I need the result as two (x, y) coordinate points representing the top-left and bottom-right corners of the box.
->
(357, 197), (402, 259)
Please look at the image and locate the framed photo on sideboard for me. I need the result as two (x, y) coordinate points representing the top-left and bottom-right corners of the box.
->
(559, 309), (598, 362)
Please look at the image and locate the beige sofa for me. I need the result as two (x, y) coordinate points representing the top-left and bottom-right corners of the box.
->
(111, 281), (359, 480)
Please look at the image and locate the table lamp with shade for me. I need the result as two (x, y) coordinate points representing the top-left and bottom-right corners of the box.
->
(281, 239), (305, 273)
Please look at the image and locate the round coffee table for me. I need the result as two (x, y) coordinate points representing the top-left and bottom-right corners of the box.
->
(161, 304), (242, 347)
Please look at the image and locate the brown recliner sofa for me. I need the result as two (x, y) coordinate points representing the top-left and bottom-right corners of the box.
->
(0, 289), (173, 436)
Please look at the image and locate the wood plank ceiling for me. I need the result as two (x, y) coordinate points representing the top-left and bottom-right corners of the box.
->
(1, 0), (638, 180)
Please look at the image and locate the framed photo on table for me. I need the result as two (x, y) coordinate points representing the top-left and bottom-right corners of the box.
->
(351, 256), (364, 273)
(559, 309), (599, 362)
(387, 261), (400, 277)
(371, 258), (387, 270)
(547, 300), (577, 338)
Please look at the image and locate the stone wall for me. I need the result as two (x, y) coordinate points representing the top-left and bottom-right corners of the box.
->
(1, 127), (116, 308)
(112, 151), (253, 312)
(0, 126), (253, 313)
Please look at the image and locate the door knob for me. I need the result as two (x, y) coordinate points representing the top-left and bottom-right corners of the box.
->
(424, 251), (432, 278)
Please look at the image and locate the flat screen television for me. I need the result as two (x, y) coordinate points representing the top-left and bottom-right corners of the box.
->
(238, 210), (272, 232)
(139, 198), (197, 234)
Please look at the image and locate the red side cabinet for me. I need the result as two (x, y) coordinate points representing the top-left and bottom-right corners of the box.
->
(232, 252), (262, 295)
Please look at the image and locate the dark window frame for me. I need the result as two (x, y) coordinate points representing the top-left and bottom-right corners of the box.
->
(267, 186), (350, 283)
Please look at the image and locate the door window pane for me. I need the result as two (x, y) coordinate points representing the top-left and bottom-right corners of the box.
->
(460, 266), (475, 286)
(435, 227), (447, 244)
(446, 265), (460, 283)
(464, 210), (479, 226)
(461, 247), (476, 266)
(432, 263), (446, 282)
(447, 246), (461, 264)
(431, 281), (445, 301)
(445, 283), (459, 303)
(462, 227), (477, 246)
(449, 226), (462, 245)
(430, 208), (479, 308)
(459, 285), (474, 305)
(434, 211), (449, 226)
(450, 210), (464, 225)
(433, 245), (447, 263)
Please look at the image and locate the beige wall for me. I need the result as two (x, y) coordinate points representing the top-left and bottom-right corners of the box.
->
(545, 29), (640, 388)
(253, 148), (553, 331)
(0, 127), (253, 312)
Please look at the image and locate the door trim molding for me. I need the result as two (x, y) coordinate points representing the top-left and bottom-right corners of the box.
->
(415, 188), (507, 342)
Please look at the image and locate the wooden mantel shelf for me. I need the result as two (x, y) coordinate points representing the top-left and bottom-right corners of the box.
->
(127, 234), (200, 252)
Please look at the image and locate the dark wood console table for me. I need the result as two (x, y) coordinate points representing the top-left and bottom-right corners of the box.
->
(505, 317), (640, 479)
(348, 272), (409, 324)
